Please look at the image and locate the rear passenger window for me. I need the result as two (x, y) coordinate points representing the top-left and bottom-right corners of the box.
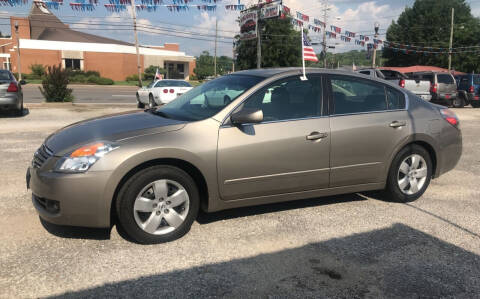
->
(330, 76), (387, 114)
(473, 76), (480, 85)
(386, 87), (406, 110)
(438, 74), (454, 84)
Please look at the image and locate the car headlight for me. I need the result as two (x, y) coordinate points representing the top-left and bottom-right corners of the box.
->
(55, 142), (118, 173)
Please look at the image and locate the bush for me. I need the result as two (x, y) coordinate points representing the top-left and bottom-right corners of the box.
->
(69, 74), (88, 83)
(30, 64), (46, 79)
(39, 64), (73, 102)
(126, 74), (139, 82)
(86, 75), (113, 85)
(143, 65), (166, 81)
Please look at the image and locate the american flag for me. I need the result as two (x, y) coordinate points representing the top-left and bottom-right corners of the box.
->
(303, 34), (318, 62)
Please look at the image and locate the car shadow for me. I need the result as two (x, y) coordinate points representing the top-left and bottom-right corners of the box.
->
(40, 217), (112, 240)
(0, 108), (29, 118)
(47, 223), (480, 298)
(197, 193), (367, 224)
(40, 193), (366, 241)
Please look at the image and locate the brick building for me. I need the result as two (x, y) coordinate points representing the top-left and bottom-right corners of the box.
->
(0, 3), (196, 81)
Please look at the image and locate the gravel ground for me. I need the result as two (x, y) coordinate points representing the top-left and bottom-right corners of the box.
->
(0, 104), (479, 298)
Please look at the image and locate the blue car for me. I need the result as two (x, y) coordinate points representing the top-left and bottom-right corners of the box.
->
(456, 74), (480, 108)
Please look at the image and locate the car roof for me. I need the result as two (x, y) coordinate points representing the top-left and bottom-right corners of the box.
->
(232, 67), (365, 78)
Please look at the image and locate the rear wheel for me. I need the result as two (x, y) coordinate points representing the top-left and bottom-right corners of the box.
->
(16, 100), (23, 116)
(148, 94), (156, 109)
(383, 144), (432, 203)
(452, 96), (465, 108)
(472, 102), (480, 108)
(136, 93), (145, 109)
(116, 165), (199, 244)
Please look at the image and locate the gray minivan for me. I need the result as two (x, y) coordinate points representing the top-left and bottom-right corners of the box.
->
(410, 72), (458, 107)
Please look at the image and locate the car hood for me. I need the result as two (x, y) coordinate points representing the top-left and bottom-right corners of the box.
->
(45, 110), (186, 156)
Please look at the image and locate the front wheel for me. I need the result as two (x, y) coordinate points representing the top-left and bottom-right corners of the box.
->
(136, 93), (145, 109)
(116, 165), (199, 244)
(472, 101), (480, 108)
(383, 144), (432, 203)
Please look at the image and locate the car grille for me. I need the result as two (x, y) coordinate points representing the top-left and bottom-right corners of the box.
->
(32, 144), (53, 169)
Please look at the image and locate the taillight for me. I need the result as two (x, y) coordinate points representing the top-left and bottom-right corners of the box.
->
(7, 82), (18, 92)
(169, 89), (174, 93)
(440, 108), (459, 127)
(468, 85), (474, 93)
(399, 79), (405, 88)
(163, 89), (168, 93)
(430, 83), (437, 94)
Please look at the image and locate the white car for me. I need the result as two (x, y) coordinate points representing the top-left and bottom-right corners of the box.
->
(136, 80), (193, 108)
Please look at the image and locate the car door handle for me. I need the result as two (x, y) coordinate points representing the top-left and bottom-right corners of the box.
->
(306, 132), (328, 140)
(389, 121), (407, 128)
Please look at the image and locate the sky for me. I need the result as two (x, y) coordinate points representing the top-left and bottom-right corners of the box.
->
(0, 0), (479, 57)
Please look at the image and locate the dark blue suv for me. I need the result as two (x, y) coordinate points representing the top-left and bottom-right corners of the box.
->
(456, 74), (480, 108)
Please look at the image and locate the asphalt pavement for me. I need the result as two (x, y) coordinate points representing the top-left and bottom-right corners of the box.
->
(0, 105), (479, 298)
(23, 84), (139, 104)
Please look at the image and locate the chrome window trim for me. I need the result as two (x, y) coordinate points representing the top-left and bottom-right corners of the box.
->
(220, 115), (329, 128)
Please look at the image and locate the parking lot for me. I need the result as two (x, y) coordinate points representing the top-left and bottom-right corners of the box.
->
(0, 104), (479, 298)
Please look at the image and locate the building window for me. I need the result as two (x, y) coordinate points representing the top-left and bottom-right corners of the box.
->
(64, 58), (81, 70)
(177, 63), (184, 74)
(3, 60), (11, 71)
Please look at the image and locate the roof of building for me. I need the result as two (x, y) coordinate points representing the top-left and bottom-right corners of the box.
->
(380, 65), (466, 76)
(28, 2), (132, 46)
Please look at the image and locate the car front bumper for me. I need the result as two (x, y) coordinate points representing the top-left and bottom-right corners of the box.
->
(28, 166), (113, 228)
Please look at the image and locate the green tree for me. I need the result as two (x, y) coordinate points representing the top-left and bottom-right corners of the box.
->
(235, 17), (302, 70)
(143, 65), (167, 81)
(193, 51), (233, 80)
(383, 0), (480, 73)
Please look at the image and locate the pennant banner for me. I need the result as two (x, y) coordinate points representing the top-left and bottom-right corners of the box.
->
(70, 2), (95, 10)
(0, 0), (28, 6)
(167, 4), (188, 11)
(141, 0), (162, 4)
(308, 24), (321, 33)
(225, 4), (244, 10)
(296, 11), (309, 22)
(313, 18), (325, 28)
(196, 4), (216, 11)
(344, 30), (355, 38)
(104, 3), (127, 11)
(340, 35), (351, 42)
(136, 4), (159, 11)
(330, 25), (341, 34)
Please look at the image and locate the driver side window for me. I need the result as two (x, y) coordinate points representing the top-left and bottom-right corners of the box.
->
(243, 75), (323, 122)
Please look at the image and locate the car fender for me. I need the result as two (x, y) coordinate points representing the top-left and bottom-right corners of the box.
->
(385, 132), (440, 179)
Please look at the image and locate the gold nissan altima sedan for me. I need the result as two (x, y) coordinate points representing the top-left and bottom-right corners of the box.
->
(27, 68), (462, 244)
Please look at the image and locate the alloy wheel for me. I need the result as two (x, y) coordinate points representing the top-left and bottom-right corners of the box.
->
(133, 179), (189, 235)
(397, 154), (428, 195)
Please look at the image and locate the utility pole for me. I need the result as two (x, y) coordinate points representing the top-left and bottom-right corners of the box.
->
(232, 41), (235, 73)
(321, 0), (329, 69)
(448, 7), (454, 72)
(14, 21), (22, 81)
(214, 18), (218, 77)
(130, 0), (142, 87)
(372, 22), (379, 68)
(256, 9), (261, 69)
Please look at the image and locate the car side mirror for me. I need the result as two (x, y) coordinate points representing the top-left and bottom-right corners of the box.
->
(230, 108), (263, 125)
(19, 80), (27, 85)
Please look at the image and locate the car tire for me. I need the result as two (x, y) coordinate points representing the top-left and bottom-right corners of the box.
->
(452, 96), (464, 108)
(382, 144), (432, 203)
(115, 165), (200, 244)
(136, 93), (145, 109)
(16, 100), (23, 116)
(472, 102), (480, 108)
(148, 94), (156, 109)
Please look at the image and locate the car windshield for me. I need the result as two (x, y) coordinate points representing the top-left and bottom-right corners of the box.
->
(158, 75), (262, 121)
(155, 80), (192, 87)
